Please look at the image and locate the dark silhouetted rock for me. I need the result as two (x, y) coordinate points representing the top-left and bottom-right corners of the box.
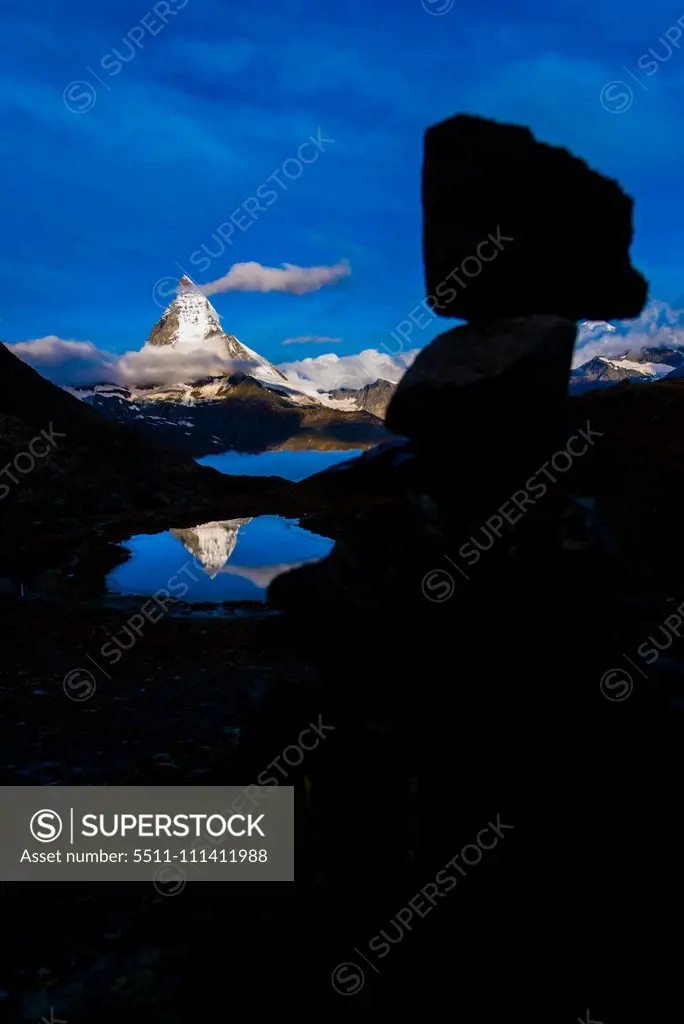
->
(423, 113), (647, 323)
(262, 114), (677, 1024)
(386, 315), (577, 477)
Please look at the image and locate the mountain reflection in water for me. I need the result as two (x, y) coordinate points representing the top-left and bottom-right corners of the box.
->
(106, 515), (335, 603)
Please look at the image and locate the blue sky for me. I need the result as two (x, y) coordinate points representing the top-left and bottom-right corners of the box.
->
(3, 0), (684, 367)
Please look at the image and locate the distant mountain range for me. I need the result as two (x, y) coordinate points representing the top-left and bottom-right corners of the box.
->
(61, 277), (392, 454)
(570, 304), (684, 392)
(36, 285), (684, 433)
(569, 351), (684, 393)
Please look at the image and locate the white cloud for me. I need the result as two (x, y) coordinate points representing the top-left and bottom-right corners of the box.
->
(8, 337), (119, 385)
(116, 345), (248, 385)
(7, 336), (258, 387)
(278, 347), (419, 394)
(200, 260), (351, 297)
(572, 332), (632, 367)
(572, 299), (684, 368)
(7, 335), (418, 394)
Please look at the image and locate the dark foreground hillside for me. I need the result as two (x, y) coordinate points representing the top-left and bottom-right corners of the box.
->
(1, 368), (683, 1022)
(0, 344), (300, 525)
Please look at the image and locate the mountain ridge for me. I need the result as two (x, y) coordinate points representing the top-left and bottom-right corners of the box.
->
(569, 349), (684, 393)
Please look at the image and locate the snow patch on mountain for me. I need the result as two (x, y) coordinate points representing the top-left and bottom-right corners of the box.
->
(599, 358), (669, 376)
(155, 280), (224, 349)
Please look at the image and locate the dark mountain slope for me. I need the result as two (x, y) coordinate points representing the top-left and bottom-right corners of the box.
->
(0, 344), (293, 526)
(82, 372), (390, 455)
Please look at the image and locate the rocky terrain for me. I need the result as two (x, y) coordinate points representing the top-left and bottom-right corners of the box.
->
(327, 378), (397, 417)
(569, 352), (675, 392)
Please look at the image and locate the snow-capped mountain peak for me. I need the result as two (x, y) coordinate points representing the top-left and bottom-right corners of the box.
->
(147, 277), (223, 350)
(145, 276), (287, 382)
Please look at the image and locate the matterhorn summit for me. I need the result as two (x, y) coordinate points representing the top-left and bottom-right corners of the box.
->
(58, 274), (392, 455)
(145, 275), (286, 382)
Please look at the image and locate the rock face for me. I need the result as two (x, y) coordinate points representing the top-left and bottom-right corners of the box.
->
(353, 379), (396, 418)
(386, 315), (577, 467)
(326, 379), (397, 418)
(422, 114), (647, 323)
